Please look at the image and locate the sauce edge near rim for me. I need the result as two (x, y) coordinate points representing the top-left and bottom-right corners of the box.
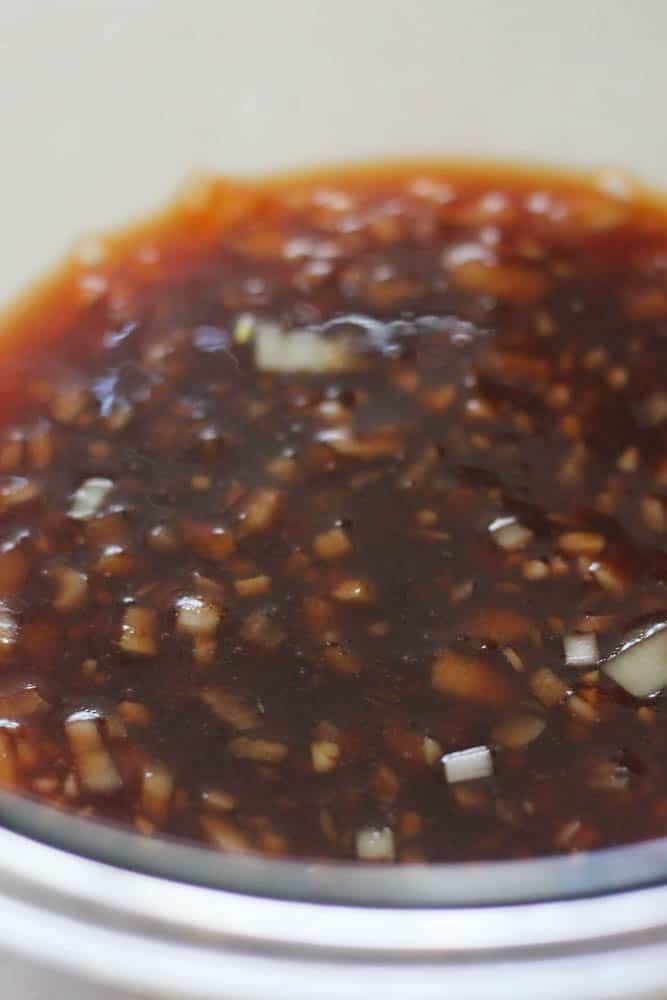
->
(3, 157), (667, 351)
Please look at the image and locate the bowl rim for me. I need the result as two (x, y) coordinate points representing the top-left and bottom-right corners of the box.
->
(1, 158), (667, 937)
(1, 789), (667, 912)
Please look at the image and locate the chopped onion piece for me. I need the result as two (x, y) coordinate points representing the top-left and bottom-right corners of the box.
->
(255, 322), (363, 374)
(0, 732), (16, 787)
(564, 632), (599, 667)
(0, 685), (49, 724)
(0, 476), (41, 512)
(492, 714), (545, 750)
(234, 575), (271, 598)
(489, 516), (533, 551)
(641, 496), (666, 533)
(422, 735), (443, 765)
(50, 566), (89, 614)
(314, 527), (353, 560)
(558, 531), (605, 556)
(567, 693), (599, 724)
(140, 764), (174, 825)
(590, 559), (627, 595)
(228, 735), (287, 763)
(355, 826), (395, 861)
(65, 717), (122, 795)
(640, 391), (667, 427)
(200, 687), (260, 731)
(233, 313), (255, 344)
(603, 622), (667, 697)
(67, 707), (102, 723)
(201, 788), (237, 813)
(332, 578), (376, 604)
(311, 739), (340, 773)
(237, 487), (283, 536)
(68, 478), (114, 520)
(530, 666), (568, 707)
(0, 604), (19, 661)
(201, 814), (250, 853)
(240, 610), (286, 650)
(175, 595), (221, 637)
(442, 745), (493, 784)
(120, 606), (158, 657)
(587, 759), (630, 792)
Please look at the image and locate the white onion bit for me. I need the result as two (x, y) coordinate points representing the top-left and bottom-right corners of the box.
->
(65, 716), (122, 795)
(603, 622), (667, 697)
(355, 826), (396, 861)
(422, 735), (443, 765)
(68, 478), (114, 520)
(175, 595), (221, 636)
(488, 516), (533, 551)
(254, 322), (361, 374)
(442, 745), (493, 784)
(0, 604), (18, 657)
(563, 632), (599, 667)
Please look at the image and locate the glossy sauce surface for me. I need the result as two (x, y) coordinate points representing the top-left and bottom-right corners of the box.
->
(2, 165), (667, 861)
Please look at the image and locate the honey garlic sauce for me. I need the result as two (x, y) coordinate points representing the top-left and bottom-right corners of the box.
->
(1, 162), (667, 862)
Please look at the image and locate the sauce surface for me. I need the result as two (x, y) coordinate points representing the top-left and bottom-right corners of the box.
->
(2, 164), (667, 862)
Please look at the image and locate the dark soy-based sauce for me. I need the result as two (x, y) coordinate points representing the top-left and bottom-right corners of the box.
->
(2, 163), (667, 861)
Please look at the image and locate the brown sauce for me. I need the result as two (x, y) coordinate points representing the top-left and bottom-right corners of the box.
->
(2, 163), (667, 862)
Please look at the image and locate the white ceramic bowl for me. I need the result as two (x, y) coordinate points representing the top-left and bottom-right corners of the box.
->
(1, 3), (667, 998)
(2, 0), (667, 306)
